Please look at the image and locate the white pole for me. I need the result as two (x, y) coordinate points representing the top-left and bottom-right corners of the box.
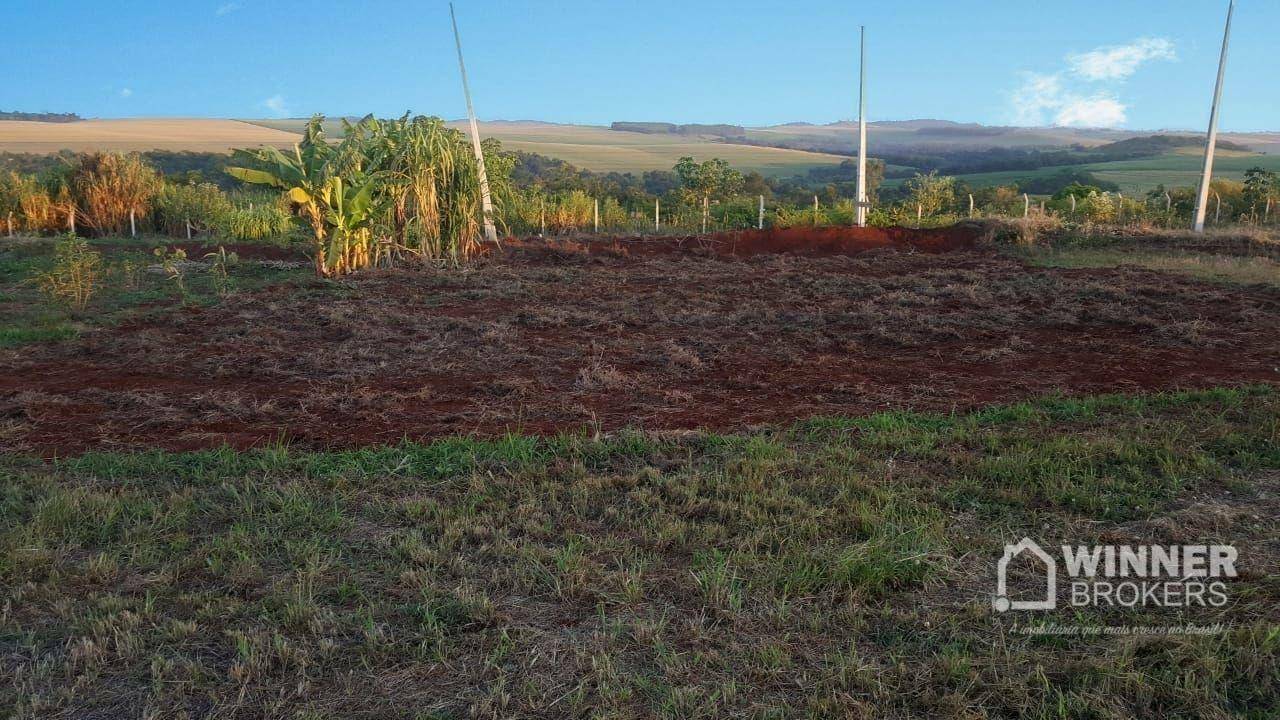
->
(1071, 194), (1076, 214)
(69, 207), (76, 234)
(758, 194), (764, 230)
(186, 219), (192, 240)
(450, 2), (498, 245)
(655, 198), (660, 232)
(1117, 193), (1123, 223)
(593, 197), (599, 234)
(1165, 191), (1172, 213)
(855, 25), (868, 228)
(916, 203), (922, 226)
(1267, 197), (1273, 223)
(968, 194), (974, 218)
(814, 195), (819, 226)
(6, 211), (12, 238)
(702, 195), (709, 234)
(1215, 191), (1221, 224)
(1023, 194), (1029, 218)
(1193, 0), (1235, 233)
(540, 199), (545, 236)
(130, 208), (136, 238)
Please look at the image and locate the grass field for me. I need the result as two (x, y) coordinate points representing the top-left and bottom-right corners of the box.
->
(946, 152), (1280, 195)
(3, 228), (1279, 717)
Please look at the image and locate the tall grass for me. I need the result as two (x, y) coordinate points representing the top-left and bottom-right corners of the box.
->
(69, 153), (160, 235)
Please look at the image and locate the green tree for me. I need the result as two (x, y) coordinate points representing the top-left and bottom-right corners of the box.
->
(673, 157), (744, 208)
(1243, 167), (1278, 214)
(904, 171), (956, 216)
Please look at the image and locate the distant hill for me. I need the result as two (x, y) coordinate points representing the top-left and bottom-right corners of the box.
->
(0, 110), (82, 123)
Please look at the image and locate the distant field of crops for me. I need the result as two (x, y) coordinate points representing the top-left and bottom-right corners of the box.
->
(926, 152), (1280, 195)
(0, 119), (298, 153)
(245, 119), (849, 177)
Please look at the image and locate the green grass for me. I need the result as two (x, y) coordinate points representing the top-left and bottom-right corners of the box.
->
(3, 387), (1278, 718)
(951, 152), (1280, 196)
(0, 236), (313, 348)
(1014, 246), (1280, 287)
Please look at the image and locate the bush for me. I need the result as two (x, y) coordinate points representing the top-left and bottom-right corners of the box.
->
(154, 183), (232, 236)
(217, 193), (294, 242)
(69, 153), (160, 236)
(36, 235), (101, 310)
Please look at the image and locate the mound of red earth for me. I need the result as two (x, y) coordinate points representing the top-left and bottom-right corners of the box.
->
(494, 223), (985, 260)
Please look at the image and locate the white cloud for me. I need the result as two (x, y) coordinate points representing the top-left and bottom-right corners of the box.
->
(216, 2), (242, 16)
(119, 87), (133, 98)
(1008, 37), (1174, 128)
(1053, 95), (1126, 128)
(261, 94), (290, 118)
(1068, 38), (1175, 81)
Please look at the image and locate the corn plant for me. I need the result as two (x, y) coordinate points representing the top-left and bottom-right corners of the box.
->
(154, 246), (188, 297)
(36, 234), (101, 311)
(204, 246), (238, 297)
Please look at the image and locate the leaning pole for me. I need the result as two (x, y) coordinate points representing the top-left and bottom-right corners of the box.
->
(1193, 0), (1235, 233)
(449, 3), (498, 244)
(855, 26), (869, 228)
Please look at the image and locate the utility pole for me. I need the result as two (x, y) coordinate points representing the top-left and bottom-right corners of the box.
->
(450, 3), (497, 245)
(855, 25), (869, 228)
(1193, 0), (1235, 233)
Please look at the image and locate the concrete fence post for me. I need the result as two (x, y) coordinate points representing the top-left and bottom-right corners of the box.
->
(758, 195), (764, 230)
(1117, 193), (1124, 223)
(916, 203), (922, 226)
(540, 199), (545, 236)
(1214, 192), (1221, 224)
(130, 209), (136, 238)
(968, 194), (974, 218)
(813, 195), (819, 226)
(186, 219), (192, 240)
(654, 198), (660, 232)
(6, 211), (12, 238)
(593, 197), (599, 234)
(1165, 192), (1172, 213)
(68, 206), (76, 234)
(1071, 195), (1076, 214)
(1023, 194), (1029, 219)
(702, 196), (709, 234)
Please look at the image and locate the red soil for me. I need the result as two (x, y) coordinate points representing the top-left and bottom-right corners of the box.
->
(4, 228), (1278, 457)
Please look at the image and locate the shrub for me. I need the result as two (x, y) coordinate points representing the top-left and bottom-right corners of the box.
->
(36, 235), (101, 311)
(69, 153), (160, 236)
(154, 183), (232, 236)
(217, 194), (293, 242)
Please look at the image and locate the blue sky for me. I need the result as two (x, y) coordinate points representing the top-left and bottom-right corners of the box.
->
(4, 1), (1272, 130)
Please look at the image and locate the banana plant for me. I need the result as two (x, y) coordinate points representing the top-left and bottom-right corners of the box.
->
(225, 116), (336, 274)
(317, 173), (381, 275)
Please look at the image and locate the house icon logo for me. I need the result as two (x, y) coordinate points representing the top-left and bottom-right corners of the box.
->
(993, 538), (1056, 611)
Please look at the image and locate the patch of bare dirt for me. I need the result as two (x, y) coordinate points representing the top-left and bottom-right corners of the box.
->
(4, 233), (1278, 456)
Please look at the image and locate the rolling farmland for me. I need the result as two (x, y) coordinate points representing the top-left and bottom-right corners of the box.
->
(0, 118), (299, 153)
(246, 119), (850, 176)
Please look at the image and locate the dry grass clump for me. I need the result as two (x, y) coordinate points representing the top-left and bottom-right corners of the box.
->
(69, 152), (160, 235)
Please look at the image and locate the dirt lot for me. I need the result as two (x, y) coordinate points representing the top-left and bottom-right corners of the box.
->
(3, 226), (1278, 456)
